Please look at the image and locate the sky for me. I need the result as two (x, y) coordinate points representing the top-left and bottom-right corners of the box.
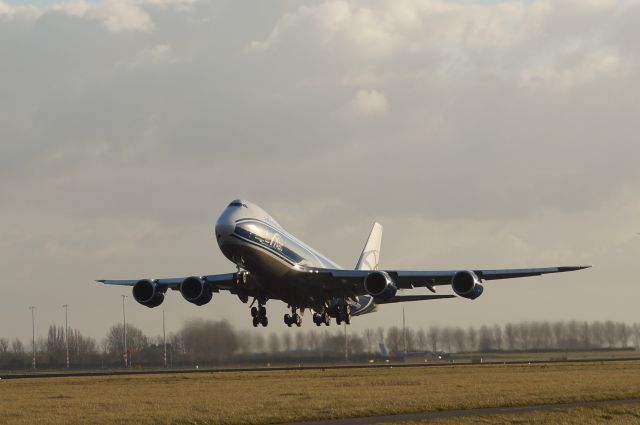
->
(1, 0), (639, 344)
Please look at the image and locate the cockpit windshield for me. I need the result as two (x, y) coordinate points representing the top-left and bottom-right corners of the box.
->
(228, 201), (247, 208)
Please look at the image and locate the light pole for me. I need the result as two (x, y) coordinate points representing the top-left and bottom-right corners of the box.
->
(63, 304), (69, 369)
(162, 309), (167, 368)
(121, 295), (127, 368)
(403, 306), (407, 358)
(29, 306), (36, 369)
(344, 322), (348, 362)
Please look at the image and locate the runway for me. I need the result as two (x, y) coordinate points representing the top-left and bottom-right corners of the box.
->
(1, 356), (639, 380)
(273, 398), (640, 425)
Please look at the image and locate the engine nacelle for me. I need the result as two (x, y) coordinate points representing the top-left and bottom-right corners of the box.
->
(364, 271), (397, 300)
(180, 276), (213, 306)
(451, 271), (484, 300)
(132, 279), (165, 308)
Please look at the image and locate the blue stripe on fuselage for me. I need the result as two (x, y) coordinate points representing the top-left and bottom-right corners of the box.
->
(234, 218), (340, 269)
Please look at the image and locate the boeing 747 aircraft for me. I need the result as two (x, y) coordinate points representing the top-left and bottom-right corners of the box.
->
(97, 200), (589, 327)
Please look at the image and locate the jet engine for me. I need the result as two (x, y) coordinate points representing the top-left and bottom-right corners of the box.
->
(132, 279), (165, 308)
(180, 276), (213, 306)
(364, 271), (397, 300)
(451, 271), (484, 300)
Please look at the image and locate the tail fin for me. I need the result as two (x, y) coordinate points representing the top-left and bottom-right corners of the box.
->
(355, 222), (383, 270)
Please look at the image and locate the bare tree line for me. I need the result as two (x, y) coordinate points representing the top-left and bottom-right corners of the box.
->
(1, 320), (639, 370)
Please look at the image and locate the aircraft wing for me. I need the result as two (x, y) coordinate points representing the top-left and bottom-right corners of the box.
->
(312, 265), (590, 294)
(96, 273), (237, 291)
(375, 294), (457, 304)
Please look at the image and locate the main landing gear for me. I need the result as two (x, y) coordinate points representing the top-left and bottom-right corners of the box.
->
(251, 303), (268, 327)
(335, 304), (351, 325)
(284, 306), (302, 327)
(312, 312), (331, 326)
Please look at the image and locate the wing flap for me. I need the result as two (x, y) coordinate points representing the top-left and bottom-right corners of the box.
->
(376, 294), (457, 304)
(310, 265), (590, 295)
(96, 273), (237, 290)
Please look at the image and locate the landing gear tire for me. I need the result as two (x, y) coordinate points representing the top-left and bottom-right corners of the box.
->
(251, 302), (268, 327)
(284, 314), (292, 327)
(295, 314), (302, 327)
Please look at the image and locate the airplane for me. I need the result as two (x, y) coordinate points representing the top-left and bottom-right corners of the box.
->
(97, 199), (590, 328)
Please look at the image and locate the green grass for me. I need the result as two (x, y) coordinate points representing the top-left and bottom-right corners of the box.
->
(1, 361), (639, 424)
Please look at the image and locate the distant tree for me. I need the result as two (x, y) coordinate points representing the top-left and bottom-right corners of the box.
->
(46, 325), (66, 366)
(450, 328), (464, 352)
(348, 334), (365, 356)
(235, 330), (253, 354)
(492, 325), (503, 350)
(0, 338), (9, 355)
(104, 323), (149, 363)
(427, 326), (440, 352)
(11, 338), (24, 355)
(178, 319), (237, 363)
(604, 321), (617, 347)
(253, 333), (266, 353)
(466, 327), (477, 352)
(405, 328), (417, 352)
(416, 329), (427, 351)
(632, 323), (640, 350)
(268, 332), (280, 353)
(362, 328), (375, 354)
(478, 325), (493, 352)
(615, 322), (630, 348)
(504, 323), (516, 350)
(282, 333), (292, 352)
(295, 332), (306, 351)
(578, 322), (591, 349)
(386, 326), (402, 354)
(439, 327), (453, 353)
(305, 331), (321, 351)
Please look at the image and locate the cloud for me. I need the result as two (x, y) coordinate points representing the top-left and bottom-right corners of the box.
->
(1, 0), (640, 341)
(345, 89), (390, 117)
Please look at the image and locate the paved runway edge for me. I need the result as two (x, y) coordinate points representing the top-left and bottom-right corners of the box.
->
(273, 398), (640, 425)
(2, 356), (640, 380)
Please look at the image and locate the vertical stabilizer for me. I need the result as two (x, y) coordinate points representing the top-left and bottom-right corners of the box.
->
(355, 222), (383, 270)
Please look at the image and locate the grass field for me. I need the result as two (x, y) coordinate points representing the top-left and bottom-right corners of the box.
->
(1, 361), (640, 424)
(387, 404), (640, 424)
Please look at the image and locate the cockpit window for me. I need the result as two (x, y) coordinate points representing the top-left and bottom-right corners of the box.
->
(228, 201), (248, 208)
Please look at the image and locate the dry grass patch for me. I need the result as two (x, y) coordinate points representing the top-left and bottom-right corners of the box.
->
(0, 362), (639, 424)
(390, 403), (640, 424)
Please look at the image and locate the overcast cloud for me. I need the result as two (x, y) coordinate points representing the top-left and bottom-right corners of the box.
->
(1, 0), (639, 342)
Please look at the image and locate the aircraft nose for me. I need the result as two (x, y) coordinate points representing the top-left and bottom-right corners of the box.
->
(215, 219), (234, 241)
(215, 209), (235, 242)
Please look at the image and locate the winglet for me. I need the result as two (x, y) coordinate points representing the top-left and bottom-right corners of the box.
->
(558, 265), (591, 272)
(355, 222), (383, 271)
